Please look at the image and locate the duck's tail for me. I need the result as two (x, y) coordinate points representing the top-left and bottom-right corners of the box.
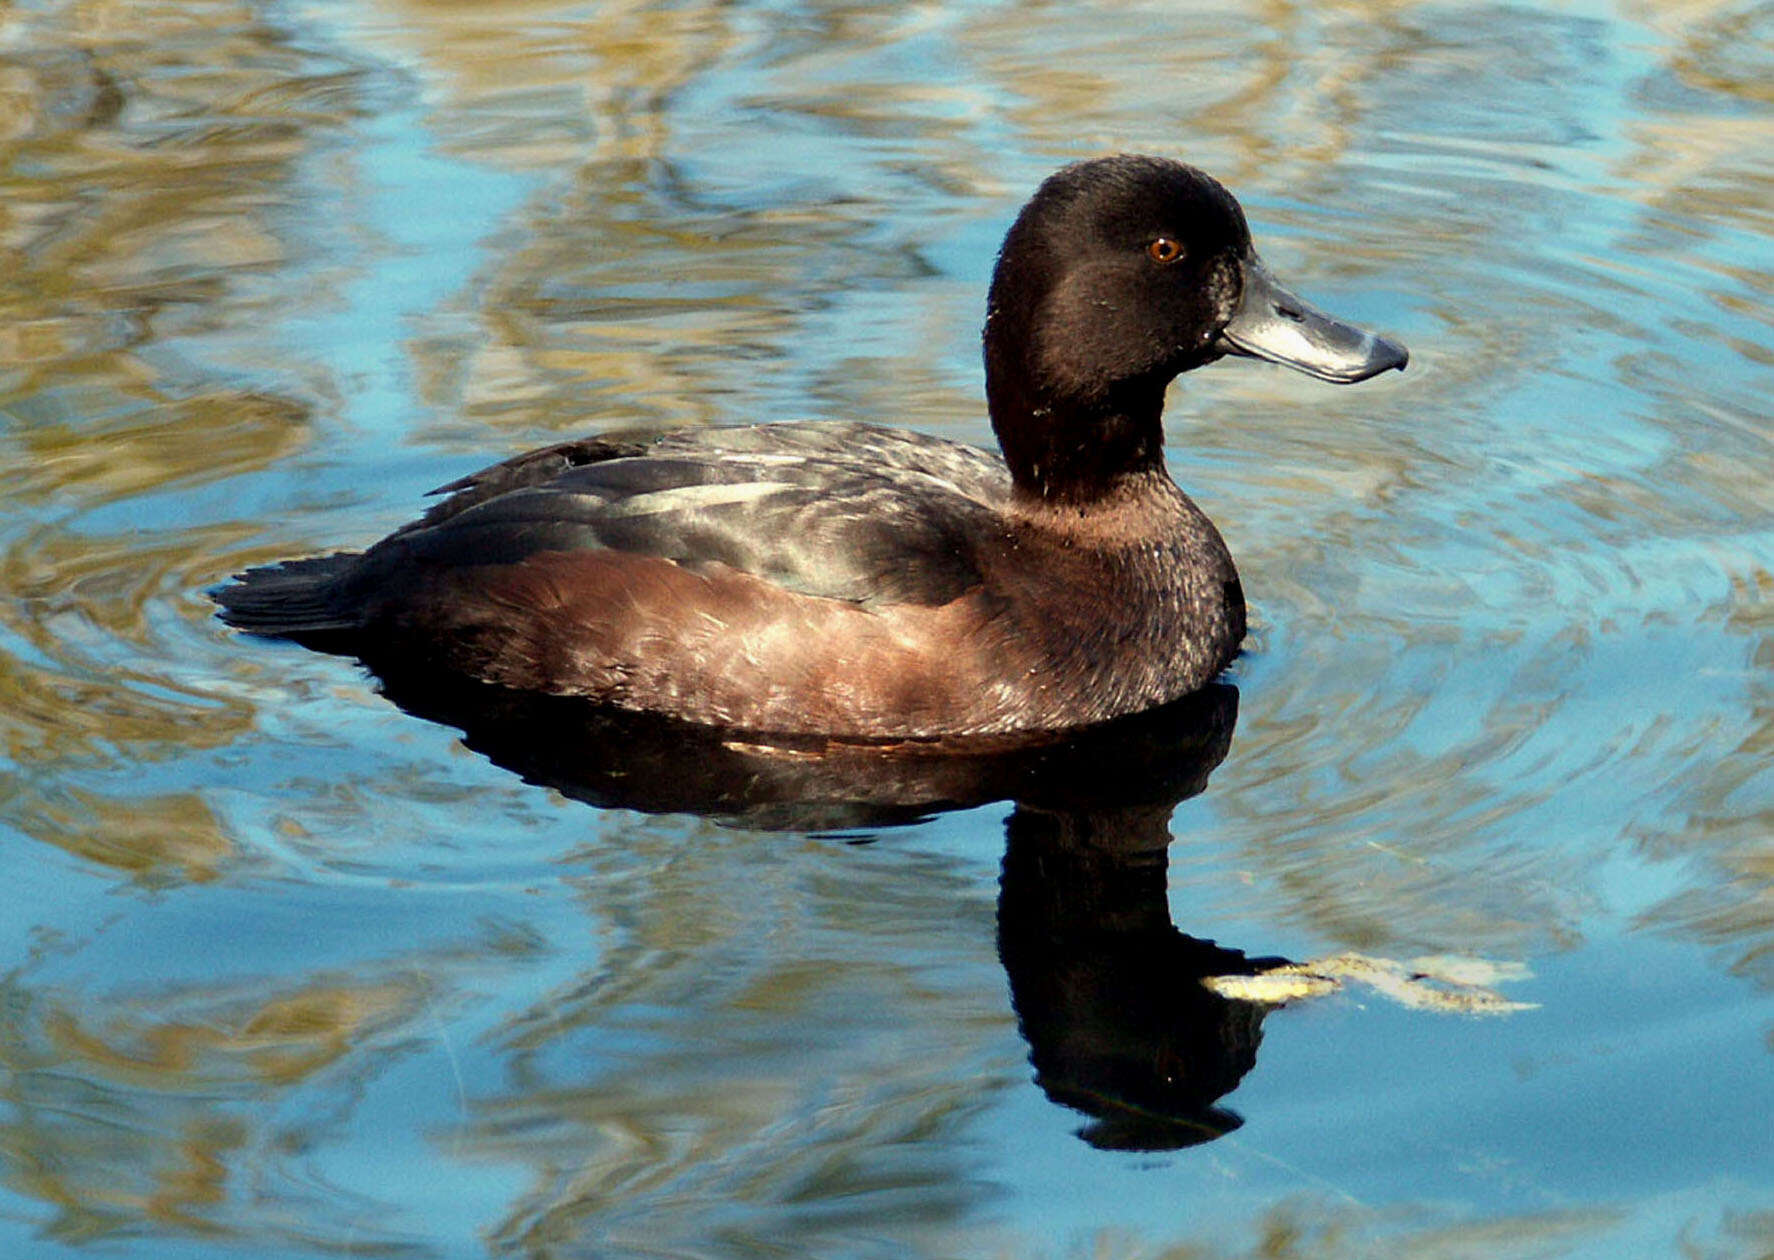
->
(213, 553), (363, 643)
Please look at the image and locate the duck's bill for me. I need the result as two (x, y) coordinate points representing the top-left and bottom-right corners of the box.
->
(1218, 256), (1409, 384)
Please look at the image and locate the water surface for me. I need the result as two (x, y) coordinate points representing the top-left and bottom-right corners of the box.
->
(1, 0), (1771, 1256)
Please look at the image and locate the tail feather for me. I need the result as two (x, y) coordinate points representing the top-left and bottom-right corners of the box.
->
(213, 553), (363, 639)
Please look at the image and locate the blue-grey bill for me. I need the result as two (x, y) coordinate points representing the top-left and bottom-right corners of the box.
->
(1219, 256), (1409, 384)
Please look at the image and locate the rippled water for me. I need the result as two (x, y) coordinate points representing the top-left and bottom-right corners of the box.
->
(2, 0), (1771, 1255)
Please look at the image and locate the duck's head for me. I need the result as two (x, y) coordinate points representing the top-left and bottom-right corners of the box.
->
(983, 155), (1408, 502)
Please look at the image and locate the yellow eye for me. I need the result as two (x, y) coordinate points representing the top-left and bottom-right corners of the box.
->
(1147, 237), (1184, 264)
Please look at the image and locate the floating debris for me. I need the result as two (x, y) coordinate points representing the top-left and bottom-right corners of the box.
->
(1204, 952), (1537, 1015)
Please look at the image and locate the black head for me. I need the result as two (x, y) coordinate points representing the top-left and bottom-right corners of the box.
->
(983, 155), (1407, 502)
(988, 157), (1249, 406)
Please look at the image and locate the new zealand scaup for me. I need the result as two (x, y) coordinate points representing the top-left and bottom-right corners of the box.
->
(216, 156), (1407, 739)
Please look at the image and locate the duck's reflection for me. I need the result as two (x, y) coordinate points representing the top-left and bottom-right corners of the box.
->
(999, 799), (1284, 1149)
(372, 666), (1284, 1150)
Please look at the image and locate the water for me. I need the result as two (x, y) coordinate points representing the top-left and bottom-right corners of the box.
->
(1, 0), (1770, 1255)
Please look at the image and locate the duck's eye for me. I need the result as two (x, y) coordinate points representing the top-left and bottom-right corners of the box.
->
(1147, 237), (1184, 264)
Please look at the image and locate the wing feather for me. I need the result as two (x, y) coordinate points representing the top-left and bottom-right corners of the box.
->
(368, 422), (1011, 607)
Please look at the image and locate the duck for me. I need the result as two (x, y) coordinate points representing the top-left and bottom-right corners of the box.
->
(216, 155), (1407, 741)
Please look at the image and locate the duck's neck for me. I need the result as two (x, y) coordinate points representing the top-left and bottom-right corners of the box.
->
(986, 353), (1172, 506)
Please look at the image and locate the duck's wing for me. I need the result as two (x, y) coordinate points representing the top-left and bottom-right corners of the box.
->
(373, 421), (1012, 608)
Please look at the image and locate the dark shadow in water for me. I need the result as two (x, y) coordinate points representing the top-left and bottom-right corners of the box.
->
(999, 800), (1285, 1150)
(370, 666), (1284, 1150)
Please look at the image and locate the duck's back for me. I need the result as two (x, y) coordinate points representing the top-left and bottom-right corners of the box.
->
(218, 421), (1241, 738)
(399, 421), (1012, 603)
(219, 423), (1010, 735)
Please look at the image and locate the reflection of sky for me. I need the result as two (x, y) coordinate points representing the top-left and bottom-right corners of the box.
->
(993, 933), (1766, 1255)
(229, 1), (542, 468)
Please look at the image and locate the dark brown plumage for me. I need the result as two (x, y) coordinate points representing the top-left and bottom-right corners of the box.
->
(217, 156), (1406, 739)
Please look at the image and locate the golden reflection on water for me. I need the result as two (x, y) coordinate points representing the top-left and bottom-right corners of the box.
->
(2, 391), (308, 507)
(0, 0), (1770, 1254)
(27, 788), (234, 883)
(3, 968), (427, 1245)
